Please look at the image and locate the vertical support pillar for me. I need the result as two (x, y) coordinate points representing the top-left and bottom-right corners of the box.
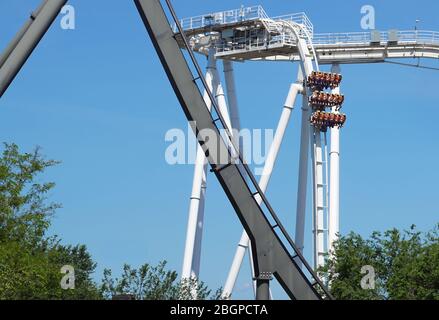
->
(223, 60), (241, 148)
(181, 49), (216, 282)
(182, 49), (235, 297)
(289, 34), (320, 267)
(255, 274), (272, 301)
(295, 87), (311, 258)
(328, 64), (341, 256)
(311, 128), (326, 270)
(213, 72), (233, 132)
(222, 70), (303, 299)
(222, 60), (258, 298)
(191, 166), (206, 278)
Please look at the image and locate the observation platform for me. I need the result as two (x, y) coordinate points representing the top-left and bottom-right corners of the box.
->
(174, 5), (439, 64)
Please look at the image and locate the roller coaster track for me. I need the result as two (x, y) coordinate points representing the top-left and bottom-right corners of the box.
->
(172, 5), (439, 64)
(134, 0), (333, 300)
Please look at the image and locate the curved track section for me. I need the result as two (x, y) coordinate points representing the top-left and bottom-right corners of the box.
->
(283, 20), (331, 270)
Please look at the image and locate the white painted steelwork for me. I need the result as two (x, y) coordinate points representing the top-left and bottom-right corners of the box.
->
(176, 5), (439, 299)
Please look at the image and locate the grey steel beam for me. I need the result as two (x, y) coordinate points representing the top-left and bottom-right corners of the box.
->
(256, 278), (271, 301)
(0, 0), (67, 98)
(134, 0), (333, 300)
(0, 0), (48, 69)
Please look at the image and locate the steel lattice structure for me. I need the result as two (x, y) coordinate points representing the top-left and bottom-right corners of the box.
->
(1, 1), (438, 300)
(169, 4), (439, 299)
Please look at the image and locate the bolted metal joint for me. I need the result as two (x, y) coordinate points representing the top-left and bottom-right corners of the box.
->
(254, 272), (273, 281)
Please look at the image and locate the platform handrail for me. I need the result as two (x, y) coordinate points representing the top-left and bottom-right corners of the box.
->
(173, 5), (264, 32)
(273, 12), (314, 38)
(312, 30), (439, 45)
(173, 5), (314, 39)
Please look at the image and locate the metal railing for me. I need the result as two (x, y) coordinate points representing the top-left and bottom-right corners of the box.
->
(174, 5), (314, 39)
(215, 33), (297, 54)
(273, 12), (314, 38)
(312, 30), (439, 46)
(312, 31), (370, 45)
(174, 5), (264, 32)
(176, 6), (439, 59)
(213, 29), (439, 58)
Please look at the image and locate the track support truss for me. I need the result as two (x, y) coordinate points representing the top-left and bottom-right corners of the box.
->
(134, 0), (332, 300)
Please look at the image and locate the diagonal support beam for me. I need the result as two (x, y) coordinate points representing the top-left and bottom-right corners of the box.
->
(0, 0), (67, 98)
(222, 74), (303, 299)
(134, 0), (332, 300)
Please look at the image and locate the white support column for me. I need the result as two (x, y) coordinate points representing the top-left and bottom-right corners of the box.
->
(182, 49), (217, 282)
(223, 60), (241, 148)
(213, 70), (233, 133)
(191, 167), (206, 277)
(222, 74), (303, 299)
(222, 231), (250, 299)
(295, 91), (311, 257)
(328, 64), (341, 256)
(311, 128), (326, 270)
(282, 32), (326, 270)
(182, 50), (236, 287)
(222, 60), (257, 298)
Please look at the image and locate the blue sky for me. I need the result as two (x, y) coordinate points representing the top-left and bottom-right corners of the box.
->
(1, 0), (438, 299)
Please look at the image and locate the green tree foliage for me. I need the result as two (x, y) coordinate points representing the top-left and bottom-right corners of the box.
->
(8, 142), (437, 300)
(322, 225), (439, 300)
(100, 261), (222, 300)
(0, 143), (100, 299)
(0, 143), (219, 300)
